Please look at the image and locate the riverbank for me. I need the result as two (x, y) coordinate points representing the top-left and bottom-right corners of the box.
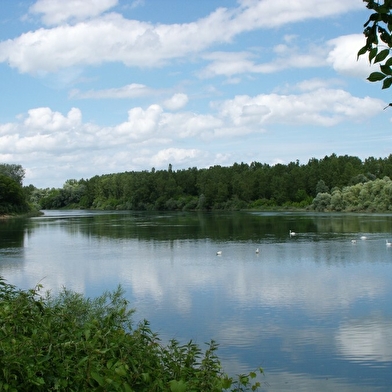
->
(0, 210), (43, 220)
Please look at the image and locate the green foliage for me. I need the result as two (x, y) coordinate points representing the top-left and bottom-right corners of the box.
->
(0, 174), (29, 214)
(358, 0), (392, 104)
(311, 176), (392, 212)
(27, 154), (392, 213)
(0, 277), (263, 391)
(0, 164), (25, 186)
(25, 154), (392, 211)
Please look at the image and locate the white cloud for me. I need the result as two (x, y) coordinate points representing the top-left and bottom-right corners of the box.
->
(200, 40), (326, 79)
(327, 34), (376, 78)
(1, 1), (362, 74)
(214, 88), (384, 127)
(150, 148), (201, 167)
(29, 0), (118, 26)
(23, 107), (82, 132)
(163, 93), (189, 111)
(70, 83), (154, 99)
(0, 80), (385, 187)
(115, 104), (163, 140)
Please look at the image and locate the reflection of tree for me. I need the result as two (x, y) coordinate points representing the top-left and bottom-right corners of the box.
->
(68, 211), (364, 242)
(0, 219), (26, 249)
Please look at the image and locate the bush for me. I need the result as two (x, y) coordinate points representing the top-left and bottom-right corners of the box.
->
(0, 277), (262, 391)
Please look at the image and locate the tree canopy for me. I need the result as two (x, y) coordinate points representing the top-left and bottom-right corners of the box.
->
(0, 164), (31, 215)
(28, 154), (392, 212)
(0, 163), (25, 186)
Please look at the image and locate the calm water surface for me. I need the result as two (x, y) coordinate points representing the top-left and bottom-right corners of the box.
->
(1, 210), (392, 391)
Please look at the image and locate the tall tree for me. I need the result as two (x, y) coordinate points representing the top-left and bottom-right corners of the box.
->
(0, 164), (25, 185)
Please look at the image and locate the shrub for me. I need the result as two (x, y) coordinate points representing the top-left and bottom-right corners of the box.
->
(0, 277), (262, 391)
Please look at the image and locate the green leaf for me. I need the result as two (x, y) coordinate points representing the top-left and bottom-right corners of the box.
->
(357, 45), (368, 59)
(367, 72), (387, 82)
(375, 48), (390, 63)
(380, 64), (392, 75)
(169, 379), (188, 392)
(369, 47), (378, 62)
(382, 77), (392, 89)
(91, 372), (105, 386)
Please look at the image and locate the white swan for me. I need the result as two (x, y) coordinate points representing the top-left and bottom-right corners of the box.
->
(216, 251), (222, 255)
(386, 240), (392, 247)
(351, 239), (357, 244)
(256, 248), (260, 254)
(360, 236), (367, 240)
(289, 230), (296, 236)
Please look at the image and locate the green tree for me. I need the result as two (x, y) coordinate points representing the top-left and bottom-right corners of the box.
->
(358, 0), (392, 104)
(0, 174), (29, 214)
(0, 163), (25, 185)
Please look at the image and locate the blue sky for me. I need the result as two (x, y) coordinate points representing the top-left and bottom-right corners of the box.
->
(0, 0), (391, 188)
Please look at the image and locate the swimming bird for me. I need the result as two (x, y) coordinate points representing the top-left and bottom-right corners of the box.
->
(289, 230), (296, 236)
(216, 251), (222, 255)
(386, 240), (392, 247)
(256, 248), (260, 254)
(351, 239), (357, 244)
(360, 236), (367, 240)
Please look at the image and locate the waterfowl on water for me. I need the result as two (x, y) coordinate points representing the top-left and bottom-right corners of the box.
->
(289, 230), (296, 236)
(216, 251), (222, 255)
(256, 248), (260, 254)
(360, 236), (367, 240)
(386, 240), (392, 247)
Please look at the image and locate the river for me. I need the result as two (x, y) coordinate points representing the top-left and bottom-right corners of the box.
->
(1, 210), (392, 391)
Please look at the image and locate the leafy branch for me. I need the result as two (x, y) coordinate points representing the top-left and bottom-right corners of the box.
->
(358, 0), (392, 106)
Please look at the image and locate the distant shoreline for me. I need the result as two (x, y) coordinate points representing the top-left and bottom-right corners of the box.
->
(0, 211), (43, 220)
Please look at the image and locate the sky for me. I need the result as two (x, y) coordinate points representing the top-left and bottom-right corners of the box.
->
(0, 0), (391, 188)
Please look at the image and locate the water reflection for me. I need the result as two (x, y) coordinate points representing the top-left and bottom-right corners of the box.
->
(336, 318), (392, 363)
(1, 211), (392, 390)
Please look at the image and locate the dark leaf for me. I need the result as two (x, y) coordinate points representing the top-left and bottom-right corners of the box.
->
(380, 64), (392, 75)
(367, 71), (387, 82)
(357, 45), (368, 59)
(382, 76), (392, 89)
(369, 47), (378, 62)
(375, 48), (390, 63)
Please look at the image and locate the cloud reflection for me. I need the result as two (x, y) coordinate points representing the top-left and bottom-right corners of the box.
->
(336, 318), (392, 363)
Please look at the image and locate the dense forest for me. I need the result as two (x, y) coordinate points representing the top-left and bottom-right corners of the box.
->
(20, 153), (392, 212)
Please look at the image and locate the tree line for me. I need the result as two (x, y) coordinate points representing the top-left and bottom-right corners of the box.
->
(22, 153), (392, 212)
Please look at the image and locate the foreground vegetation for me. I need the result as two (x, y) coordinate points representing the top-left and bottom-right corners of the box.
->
(0, 277), (262, 391)
(24, 154), (392, 212)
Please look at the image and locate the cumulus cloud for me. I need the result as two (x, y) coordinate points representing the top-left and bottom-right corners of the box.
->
(0, 79), (385, 187)
(214, 88), (384, 127)
(149, 148), (201, 167)
(327, 34), (376, 78)
(199, 40), (326, 79)
(23, 107), (82, 132)
(163, 93), (189, 111)
(29, 0), (118, 26)
(1, 0), (362, 74)
(115, 104), (163, 140)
